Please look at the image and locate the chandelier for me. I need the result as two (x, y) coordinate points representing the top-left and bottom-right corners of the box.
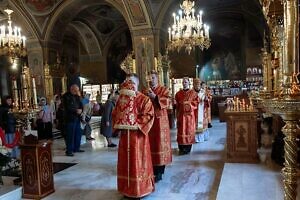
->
(0, 9), (27, 58)
(167, 0), (211, 54)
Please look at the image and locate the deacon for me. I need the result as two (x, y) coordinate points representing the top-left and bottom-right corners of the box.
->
(145, 70), (172, 183)
(193, 78), (206, 143)
(175, 77), (199, 155)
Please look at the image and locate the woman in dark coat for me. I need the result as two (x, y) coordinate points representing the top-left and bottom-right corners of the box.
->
(100, 91), (119, 147)
(0, 96), (19, 158)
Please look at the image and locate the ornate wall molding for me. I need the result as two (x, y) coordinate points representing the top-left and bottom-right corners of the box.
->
(122, 0), (147, 26)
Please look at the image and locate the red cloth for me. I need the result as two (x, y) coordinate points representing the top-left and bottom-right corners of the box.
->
(175, 89), (199, 145)
(113, 92), (155, 198)
(146, 85), (172, 166)
(114, 80), (138, 130)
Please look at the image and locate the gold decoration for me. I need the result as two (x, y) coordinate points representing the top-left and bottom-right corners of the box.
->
(259, 1), (300, 200)
(44, 62), (53, 103)
(0, 9), (27, 58)
(120, 51), (135, 74)
(167, 0), (211, 54)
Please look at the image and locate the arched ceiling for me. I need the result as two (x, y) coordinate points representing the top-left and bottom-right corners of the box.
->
(0, 0), (286, 60)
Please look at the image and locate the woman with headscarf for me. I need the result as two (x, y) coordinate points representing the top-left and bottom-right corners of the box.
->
(37, 97), (54, 140)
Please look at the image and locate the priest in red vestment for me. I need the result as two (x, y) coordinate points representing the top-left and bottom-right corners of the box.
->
(112, 74), (155, 199)
(175, 77), (199, 155)
(144, 70), (172, 183)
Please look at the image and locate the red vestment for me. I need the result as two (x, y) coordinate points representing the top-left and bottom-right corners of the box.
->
(113, 92), (155, 198)
(147, 85), (172, 166)
(175, 89), (199, 145)
(206, 89), (213, 124)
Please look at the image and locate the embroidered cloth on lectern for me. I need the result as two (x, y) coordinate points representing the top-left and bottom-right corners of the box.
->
(113, 80), (138, 130)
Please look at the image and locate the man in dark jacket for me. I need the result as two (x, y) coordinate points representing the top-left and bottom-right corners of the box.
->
(0, 96), (19, 158)
(62, 84), (83, 156)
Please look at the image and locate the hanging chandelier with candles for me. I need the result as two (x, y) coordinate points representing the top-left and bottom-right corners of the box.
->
(0, 9), (26, 58)
(167, 0), (211, 54)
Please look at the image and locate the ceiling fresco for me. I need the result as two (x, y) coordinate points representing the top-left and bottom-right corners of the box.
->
(22, 0), (63, 16)
(123, 0), (147, 26)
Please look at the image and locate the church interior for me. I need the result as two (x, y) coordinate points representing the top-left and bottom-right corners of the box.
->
(0, 0), (299, 199)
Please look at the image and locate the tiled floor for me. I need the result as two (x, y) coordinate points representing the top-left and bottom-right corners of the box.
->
(2, 118), (295, 200)
(41, 119), (226, 200)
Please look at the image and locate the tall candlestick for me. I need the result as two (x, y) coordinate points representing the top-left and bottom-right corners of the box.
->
(32, 77), (37, 108)
(154, 57), (158, 71)
(21, 73), (28, 103)
(12, 79), (19, 109)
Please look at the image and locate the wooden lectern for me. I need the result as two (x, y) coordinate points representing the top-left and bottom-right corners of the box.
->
(225, 110), (259, 163)
(20, 134), (54, 199)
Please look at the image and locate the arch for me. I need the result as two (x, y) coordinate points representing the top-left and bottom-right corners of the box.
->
(44, 0), (132, 43)
(6, 1), (40, 43)
(68, 21), (103, 57)
(102, 25), (130, 57)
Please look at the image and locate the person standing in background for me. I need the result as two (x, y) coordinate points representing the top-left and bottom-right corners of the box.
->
(175, 77), (199, 155)
(0, 96), (19, 158)
(144, 70), (172, 183)
(81, 93), (95, 141)
(205, 85), (213, 129)
(96, 91), (102, 105)
(62, 84), (83, 156)
(100, 90), (119, 147)
(37, 97), (54, 140)
(193, 78), (206, 143)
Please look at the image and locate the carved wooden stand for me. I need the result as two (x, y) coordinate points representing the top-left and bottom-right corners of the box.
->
(20, 136), (54, 199)
(225, 110), (259, 163)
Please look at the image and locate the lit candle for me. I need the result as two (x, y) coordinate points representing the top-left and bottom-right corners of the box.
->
(179, 10), (182, 19)
(207, 26), (210, 39)
(32, 77), (38, 107)
(192, 8), (195, 19)
(204, 24), (209, 38)
(199, 10), (203, 24)
(200, 30), (204, 37)
(168, 27), (171, 41)
(173, 13), (176, 24)
(14, 27), (17, 38)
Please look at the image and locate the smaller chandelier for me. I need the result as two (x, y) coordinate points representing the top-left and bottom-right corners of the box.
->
(0, 9), (27, 58)
(167, 0), (211, 54)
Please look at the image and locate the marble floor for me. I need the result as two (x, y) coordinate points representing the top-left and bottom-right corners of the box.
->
(12, 118), (296, 200)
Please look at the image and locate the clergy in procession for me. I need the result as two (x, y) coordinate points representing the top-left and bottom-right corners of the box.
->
(193, 78), (206, 143)
(112, 74), (155, 199)
(203, 82), (211, 140)
(175, 77), (199, 155)
(144, 70), (172, 183)
(206, 85), (213, 129)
